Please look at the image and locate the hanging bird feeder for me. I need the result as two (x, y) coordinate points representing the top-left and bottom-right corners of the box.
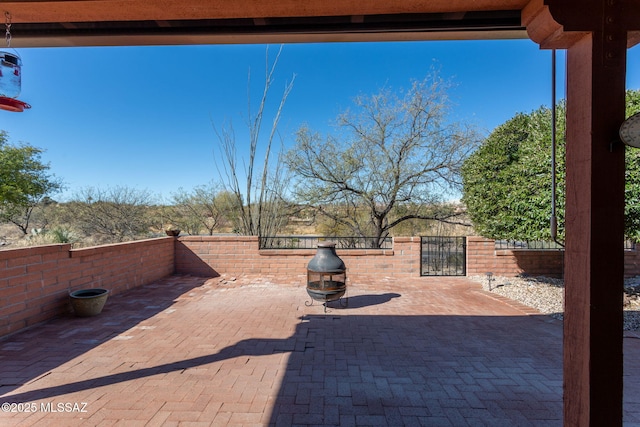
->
(0, 12), (30, 112)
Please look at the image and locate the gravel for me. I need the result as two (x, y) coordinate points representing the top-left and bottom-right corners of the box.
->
(467, 274), (640, 331)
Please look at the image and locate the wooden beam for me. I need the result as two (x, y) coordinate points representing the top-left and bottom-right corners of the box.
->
(524, 0), (632, 425)
(523, 0), (640, 49)
(522, 0), (586, 48)
(1, 0), (529, 24)
(563, 33), (626, 426)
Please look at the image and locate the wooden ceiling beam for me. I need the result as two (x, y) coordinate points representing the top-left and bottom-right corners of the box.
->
(523, 0), (640, 49)
(1, 0), (529, 24)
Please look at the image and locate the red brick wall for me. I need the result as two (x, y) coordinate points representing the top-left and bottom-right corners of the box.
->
(625, 248), (640, 278)
(6, 234), (640, 338)
(176, 235), (640, 281)
(175, 236), (421, 281)
(466, 236), (565, 278)
(0, 237), (174, 338)
(465, 236), (640, 278)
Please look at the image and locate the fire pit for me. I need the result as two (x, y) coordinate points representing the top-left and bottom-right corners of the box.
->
(306, 242), (347, 311)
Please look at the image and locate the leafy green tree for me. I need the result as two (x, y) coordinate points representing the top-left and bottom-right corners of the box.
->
(285, 73), (480, 247)
(461, 105), (566, 241)
(0, 131), (63, 234)
(624, 91), (640, 240)
(462, 90), (640, 241)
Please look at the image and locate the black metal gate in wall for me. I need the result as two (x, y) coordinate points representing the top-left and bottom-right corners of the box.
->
(420, 236), (466, 276)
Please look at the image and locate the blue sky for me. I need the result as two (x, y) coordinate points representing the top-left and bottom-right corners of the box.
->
(2, 39), (640, 201)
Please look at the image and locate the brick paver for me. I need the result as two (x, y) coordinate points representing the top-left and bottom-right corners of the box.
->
(0, 274), (639, 426)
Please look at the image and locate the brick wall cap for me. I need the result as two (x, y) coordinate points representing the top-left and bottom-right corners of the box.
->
(71, 237), (171, 258)
(178, 235), (258, 242)
(466, 236), (493, 242)
(0, 244), (71, 261)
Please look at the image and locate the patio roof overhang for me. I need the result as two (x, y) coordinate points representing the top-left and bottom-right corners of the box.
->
(3, 1), (640, 426)
(0, 1), (534, 47)
(2, 0), (638, 48)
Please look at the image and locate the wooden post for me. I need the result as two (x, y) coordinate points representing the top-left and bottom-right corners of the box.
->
(563, 32), (626, 426)
(523, 0), (640, 424)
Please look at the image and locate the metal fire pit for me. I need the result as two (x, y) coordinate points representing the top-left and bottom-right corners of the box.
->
(306, 242), (347, 312)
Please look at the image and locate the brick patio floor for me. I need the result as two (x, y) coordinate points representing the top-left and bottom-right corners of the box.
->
(1, 274), (640, 426)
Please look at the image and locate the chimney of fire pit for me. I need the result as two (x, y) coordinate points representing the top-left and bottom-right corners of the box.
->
(308, 242), (345, 273)
(306, 242), (347, 308)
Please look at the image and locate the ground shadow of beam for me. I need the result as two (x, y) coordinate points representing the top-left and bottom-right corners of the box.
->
(270, 314), (564, 425)
(1, 313), (567, 426)
(1, 337), (296, 403)
(0, 275), (211, 396)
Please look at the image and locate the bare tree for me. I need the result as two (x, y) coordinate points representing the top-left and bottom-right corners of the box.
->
(72, 186), (155, 243)
(214, 45), (295, 237)
(286, 73), (481, 247)
(166, 182), (230, 235)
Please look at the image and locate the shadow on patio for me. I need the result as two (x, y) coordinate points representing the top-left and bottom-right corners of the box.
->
(0, 275), (210, 398)
(1, 274), (639, 425)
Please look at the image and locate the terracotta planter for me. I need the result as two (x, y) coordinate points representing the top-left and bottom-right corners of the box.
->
(69, 288), (109, 317)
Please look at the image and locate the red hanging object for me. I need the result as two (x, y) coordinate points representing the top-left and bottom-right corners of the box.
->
(0, 96), (30, 112)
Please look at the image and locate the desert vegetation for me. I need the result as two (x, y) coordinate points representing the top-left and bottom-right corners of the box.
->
(0, 187), (470, 249)
(1, 56), (476, 249)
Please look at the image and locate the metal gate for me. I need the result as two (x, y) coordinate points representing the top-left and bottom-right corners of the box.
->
(420, 236), (466, 276)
